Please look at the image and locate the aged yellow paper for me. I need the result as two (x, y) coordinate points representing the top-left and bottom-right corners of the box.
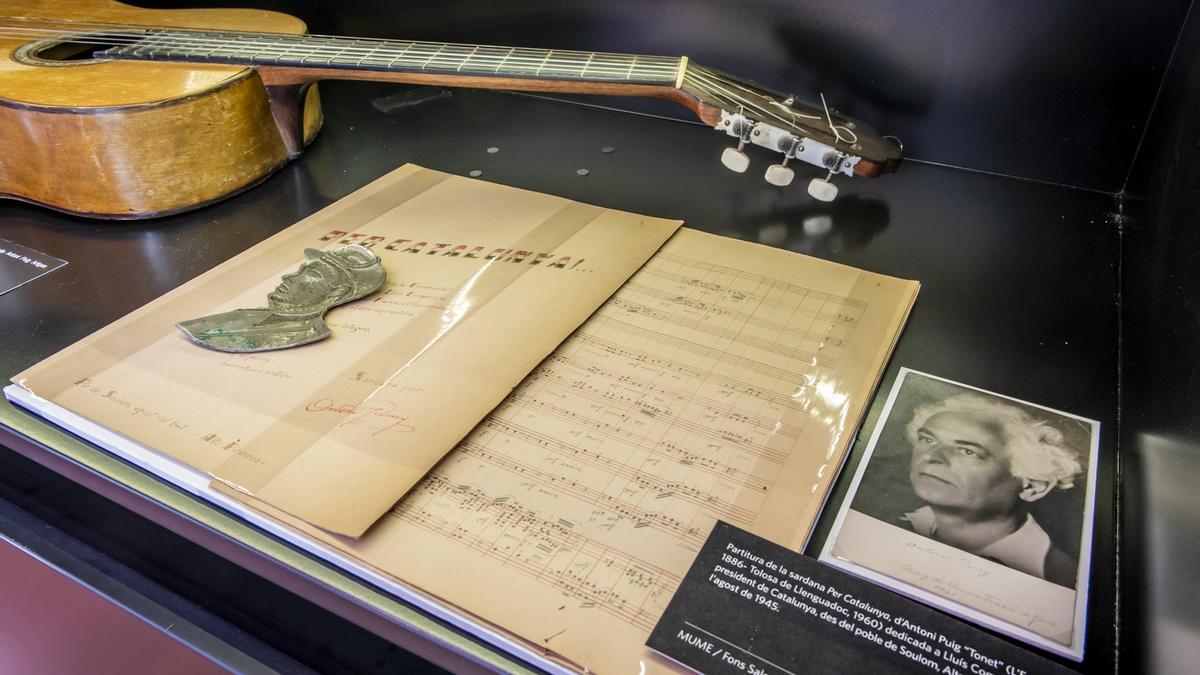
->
(11, 164), (682, 537)
(12, 171), (917, 672)
(198, 228), (919, 673)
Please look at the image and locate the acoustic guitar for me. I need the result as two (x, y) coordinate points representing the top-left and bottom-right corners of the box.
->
(0, 0), (902, 219)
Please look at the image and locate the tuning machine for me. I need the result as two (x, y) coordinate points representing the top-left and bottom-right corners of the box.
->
(719, 114), (754, 173)
(713, 110), (862, 201)
(764, 137), (802, 187)
(807, 176), (838, 202)
(805, 151), (853, 201)
(761, 137), (841, 202)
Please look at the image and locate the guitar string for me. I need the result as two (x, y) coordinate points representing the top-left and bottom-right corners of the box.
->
(0, 45), (676, 84)
(689, 69), (829, 127)
(0, 26), (681, 69)
(685, 69), (859, 147)
(0, 13), (684, 63)
(0, 27), (852, 143)
(0, 23), (683, 71)
(0, 21), (859, 143)
(819, 92), (858, 145)
(0, 28), (681, 80)
(0, 17), (683, 58)
(0, 18), (855, 116)
(687, 76), (821, 141)
(691, 69), (858, 144)
(687, 69), (825, 135)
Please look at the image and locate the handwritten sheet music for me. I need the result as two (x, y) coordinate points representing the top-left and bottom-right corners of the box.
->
(10, 167), (916, 672)
(279, 228), (918, 673)
(11, 165), (681, 538)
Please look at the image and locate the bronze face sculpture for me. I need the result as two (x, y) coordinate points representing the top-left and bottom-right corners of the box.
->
(177, 244), (386, 352)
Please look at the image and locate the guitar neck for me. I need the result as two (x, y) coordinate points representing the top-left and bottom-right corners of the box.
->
(102, 29), (688, 90)
(96, 28), (896, 177)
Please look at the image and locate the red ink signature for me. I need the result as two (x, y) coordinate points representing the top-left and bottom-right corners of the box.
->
(305, 398), (416, 436)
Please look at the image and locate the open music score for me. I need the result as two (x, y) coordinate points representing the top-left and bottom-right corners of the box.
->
(331, 229), (915, 673)
(7, 203), (915, 673)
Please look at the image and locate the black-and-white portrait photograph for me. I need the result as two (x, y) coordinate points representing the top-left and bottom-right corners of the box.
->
(820, 368), (1099, 660)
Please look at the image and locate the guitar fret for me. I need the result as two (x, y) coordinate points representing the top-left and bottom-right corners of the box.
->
(538, 50), (584, 78)
(387, 41), (414, 69)
(108, 30), (679, 85)
(241, 33), (271, 61)
(421, 43), (446, 69)
(217, 32), (248, 58)
(458, 45), (480, 72)
(535, 49), (554, 76)
(272, 39), (298, 65)
(298, 45), (323, 64)
(130, 31), (158, 57)
(325, 38), (352, 65)
(355, 43), (381, 66)
(495, 47), (516, 73)
(418, 44), (446, 66)
(505, 47), (543, 75)
(436, 43), (463, 71)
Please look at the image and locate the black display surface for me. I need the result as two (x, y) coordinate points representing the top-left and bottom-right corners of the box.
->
(6, 0), (1197, 671)
(147, 0), (1188, 191)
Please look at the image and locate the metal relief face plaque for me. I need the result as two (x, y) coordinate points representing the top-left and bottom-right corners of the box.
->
(177, 244), (386, 352)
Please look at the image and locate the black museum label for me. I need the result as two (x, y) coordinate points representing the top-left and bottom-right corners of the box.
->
(647, 522), (1075, 675)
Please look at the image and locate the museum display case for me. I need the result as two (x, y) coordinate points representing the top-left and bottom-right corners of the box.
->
(1, 1), (1196, 672)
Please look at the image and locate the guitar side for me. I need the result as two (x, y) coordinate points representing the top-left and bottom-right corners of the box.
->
(0, 0), (322, 218)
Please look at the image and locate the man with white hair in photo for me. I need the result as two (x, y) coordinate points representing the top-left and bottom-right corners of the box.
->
(855, 393), (1084, 588)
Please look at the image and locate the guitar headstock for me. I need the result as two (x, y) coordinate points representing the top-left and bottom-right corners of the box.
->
(679, 63), (902, 201)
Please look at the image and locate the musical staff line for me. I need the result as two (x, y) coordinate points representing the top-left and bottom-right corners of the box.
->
(504, 387), (790, 466)
(606, 295), (847, 365)
(389, 241), (898, 642)
(458, 439), (737, 539)
(580, 323), (837, 382)
(618, 279), (854, 345)
(394, 474), (681, 631)
(527, 360), (805, 440)
(647, 252), (869, 310)
(468, 419), (760, 525)
(546, 349), (809, 410)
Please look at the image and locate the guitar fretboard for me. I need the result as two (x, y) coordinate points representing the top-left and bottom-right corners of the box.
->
(101, 30), (683, 85)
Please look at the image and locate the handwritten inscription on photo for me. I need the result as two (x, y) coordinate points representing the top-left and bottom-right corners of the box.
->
(820, 368), (1099, 661)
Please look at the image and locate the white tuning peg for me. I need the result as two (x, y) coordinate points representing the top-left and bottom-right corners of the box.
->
(721, 145), (750, 173)
(764, 163), (795, 187)
(807, 177), (839, 202)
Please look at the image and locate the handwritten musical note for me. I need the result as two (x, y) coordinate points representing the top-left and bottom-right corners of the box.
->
(347, 229), (918, 674)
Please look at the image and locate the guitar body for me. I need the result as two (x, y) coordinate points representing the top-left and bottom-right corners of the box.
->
(0, 0), (322, 218)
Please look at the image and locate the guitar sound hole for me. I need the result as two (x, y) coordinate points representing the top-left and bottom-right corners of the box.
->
(13, 36), (108, 67)
(36, 40), (105, 62)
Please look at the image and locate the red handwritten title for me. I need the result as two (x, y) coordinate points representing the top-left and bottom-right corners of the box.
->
(318, 230), (585, 269)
